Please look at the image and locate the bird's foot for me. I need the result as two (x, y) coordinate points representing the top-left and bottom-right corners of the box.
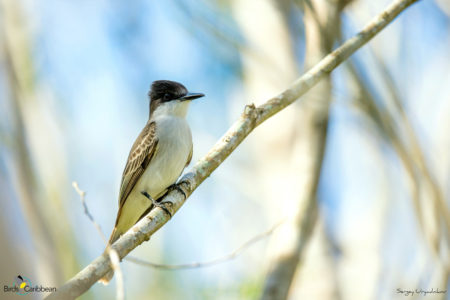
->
(166, 183), (187, 199)
(140, 191), (172, 218)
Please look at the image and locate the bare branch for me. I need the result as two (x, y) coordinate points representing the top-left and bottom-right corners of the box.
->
(72, 182), (124, 300)
(108, 250), (124, 300)
(260, 0), (346, 298)
(72, 182), (108, 244)
(126, 220), (284, 270)
(45, 1), (421, 299)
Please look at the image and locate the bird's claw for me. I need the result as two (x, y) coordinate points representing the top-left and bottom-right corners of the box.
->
(140, 191), (172, 218)
(166, 183), (187, 199)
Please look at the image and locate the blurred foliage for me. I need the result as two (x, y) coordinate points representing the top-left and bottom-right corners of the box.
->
(0, 0), (448, 299)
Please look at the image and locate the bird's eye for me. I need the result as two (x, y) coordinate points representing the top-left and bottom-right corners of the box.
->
(163, 93), (172, 101)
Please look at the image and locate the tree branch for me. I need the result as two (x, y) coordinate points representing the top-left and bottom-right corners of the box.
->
(260, 0), (345, 298)
(125, 220), (284, 270)
(72, 182), (124, 300)
(45, 0), (420, 298)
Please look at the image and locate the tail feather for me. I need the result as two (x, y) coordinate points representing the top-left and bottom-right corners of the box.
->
(101, 203), (152, 285)
(107, 226), (121, 246)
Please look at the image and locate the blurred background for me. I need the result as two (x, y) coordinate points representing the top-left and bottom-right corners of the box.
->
(0, 0), (449, 299)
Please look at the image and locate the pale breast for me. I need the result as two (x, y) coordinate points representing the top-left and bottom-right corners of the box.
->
(135, 116), (192, 199)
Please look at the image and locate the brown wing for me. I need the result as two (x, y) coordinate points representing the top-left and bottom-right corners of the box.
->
(118, 121), (158, 209)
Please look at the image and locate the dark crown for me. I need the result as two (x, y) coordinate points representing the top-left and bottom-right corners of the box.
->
(148, 80), (188, 102)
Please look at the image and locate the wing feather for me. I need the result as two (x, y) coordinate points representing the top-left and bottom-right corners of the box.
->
(118, 122), (158, 209)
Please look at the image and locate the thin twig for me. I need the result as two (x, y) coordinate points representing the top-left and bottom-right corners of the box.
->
(72, 182), (107, 243)
(126, 220), (284, 270)
(72, 182), (124, 300)
(372, 51), (450, 248)
(45, 1), (421, 299)
(108, 249), (124, 300)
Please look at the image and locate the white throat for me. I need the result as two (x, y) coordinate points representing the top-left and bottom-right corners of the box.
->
(152, 100), (191, 119)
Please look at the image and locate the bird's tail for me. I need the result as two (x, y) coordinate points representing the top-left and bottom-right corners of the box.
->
(107, 226), (120, 246)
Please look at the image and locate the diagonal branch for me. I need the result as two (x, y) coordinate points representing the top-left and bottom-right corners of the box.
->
(45, 0), (420, 299)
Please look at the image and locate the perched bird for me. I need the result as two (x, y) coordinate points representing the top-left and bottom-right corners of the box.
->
(100, 80), (204, 284)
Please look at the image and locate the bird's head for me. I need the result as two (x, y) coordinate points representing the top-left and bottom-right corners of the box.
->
(148, 80), (204, 118)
